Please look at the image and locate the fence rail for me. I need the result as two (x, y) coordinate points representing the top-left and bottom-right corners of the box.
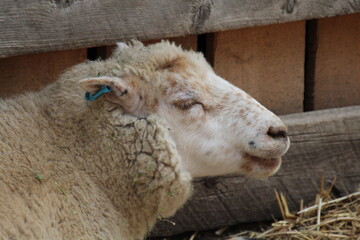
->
(1, 0), (360, 58)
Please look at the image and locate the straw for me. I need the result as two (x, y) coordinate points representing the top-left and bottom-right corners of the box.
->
(229, 178), (360, 240)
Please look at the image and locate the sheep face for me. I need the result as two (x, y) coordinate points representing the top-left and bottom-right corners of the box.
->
(80, 41), (290, 178)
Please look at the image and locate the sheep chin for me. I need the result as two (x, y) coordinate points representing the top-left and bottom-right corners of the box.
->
(240, 153), (282, 178)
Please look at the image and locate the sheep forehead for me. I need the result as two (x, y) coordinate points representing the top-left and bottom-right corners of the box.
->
(140, 52), (212, 96)
(113, 41), (235, 104)
(114, 40), (183, 68)
(116, 41), (207, 73)
(163, 68), (242, 107)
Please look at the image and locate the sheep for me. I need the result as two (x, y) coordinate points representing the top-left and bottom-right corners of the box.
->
(0, 41), (290, 240)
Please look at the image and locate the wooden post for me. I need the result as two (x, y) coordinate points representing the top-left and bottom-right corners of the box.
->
(313, 13), (360, 110)
(208, 21), (305, 115)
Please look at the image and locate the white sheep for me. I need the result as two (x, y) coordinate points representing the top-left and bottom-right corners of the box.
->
(0, 41), (290, 239)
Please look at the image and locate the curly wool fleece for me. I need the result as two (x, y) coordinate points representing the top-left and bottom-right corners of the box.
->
(0, 58), (191, 240)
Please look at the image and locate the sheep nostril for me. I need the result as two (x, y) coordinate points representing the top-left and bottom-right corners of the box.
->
(267, 126), (288, 139)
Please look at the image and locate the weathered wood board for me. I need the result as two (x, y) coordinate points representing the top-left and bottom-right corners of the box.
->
(151, 106), (360, 236)
(313, 13), (360, 110)
(210, 21), (305, 115)
(0, 49), (86, 97)
(1, 0), (360, 58)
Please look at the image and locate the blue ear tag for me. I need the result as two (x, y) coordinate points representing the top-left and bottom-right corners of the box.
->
(85, 86), (112, 101)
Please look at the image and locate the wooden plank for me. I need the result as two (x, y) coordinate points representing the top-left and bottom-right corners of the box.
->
(313, 13), (360, 110)
(1, 0), (360, 58)
(0, 49), (86, 98)
(210, 21), (305, 115)
(105, 35), (198, 59)
(152, 106), (360, 236)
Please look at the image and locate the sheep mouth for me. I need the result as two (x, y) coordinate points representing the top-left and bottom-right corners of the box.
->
(244, 153), (280, 165)
(240, 152), (282, 178)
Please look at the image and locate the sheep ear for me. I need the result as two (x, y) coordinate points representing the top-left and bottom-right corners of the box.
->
(79, 76), (145, 116)
(109, 42), (130, 57)
(116, 42), (129, 51)
(79, 76), (128, 96)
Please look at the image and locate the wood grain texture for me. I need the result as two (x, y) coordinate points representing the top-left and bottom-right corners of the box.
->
(1, 0), (360, 58)
(313, 13), (360, 110)
(0, 49), (86, 97)
(211, 21), (305, 115)
(152, 106), (360, 236)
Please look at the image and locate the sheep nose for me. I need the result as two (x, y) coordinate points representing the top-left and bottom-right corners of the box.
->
(267, 126), (288, 139)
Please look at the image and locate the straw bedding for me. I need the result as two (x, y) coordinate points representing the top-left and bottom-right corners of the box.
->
(229, 178), (360, 240)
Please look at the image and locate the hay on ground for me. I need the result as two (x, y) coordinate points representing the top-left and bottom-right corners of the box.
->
(229, 178), (360, 240)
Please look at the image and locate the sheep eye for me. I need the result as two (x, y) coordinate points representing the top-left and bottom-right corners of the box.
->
(173, 100), (200, 110)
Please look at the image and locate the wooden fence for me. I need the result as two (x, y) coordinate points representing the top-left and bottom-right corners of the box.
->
(0, 0), (359, 236)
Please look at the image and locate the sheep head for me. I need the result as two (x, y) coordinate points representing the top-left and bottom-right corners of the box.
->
(80, 41), (290, 178)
